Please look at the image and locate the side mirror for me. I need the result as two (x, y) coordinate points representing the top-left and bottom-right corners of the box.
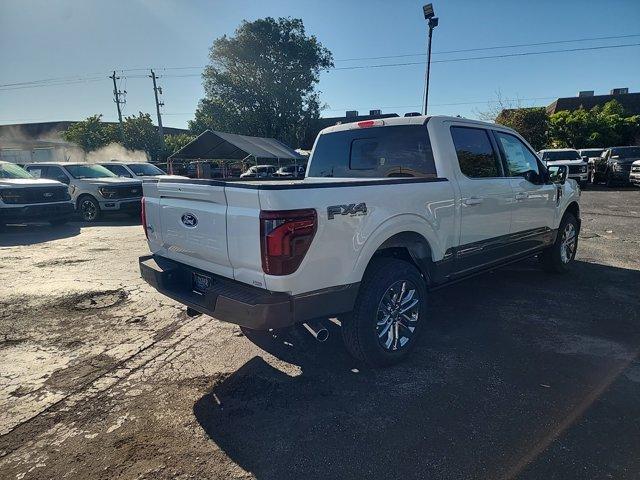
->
(548, 165), (568, 184)
(524, 170), (542, 184)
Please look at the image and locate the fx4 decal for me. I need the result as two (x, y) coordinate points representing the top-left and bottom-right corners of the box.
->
(327, 203), (368, 220)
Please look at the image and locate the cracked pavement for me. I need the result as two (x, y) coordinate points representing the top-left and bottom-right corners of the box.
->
(1, 186), (639, 479)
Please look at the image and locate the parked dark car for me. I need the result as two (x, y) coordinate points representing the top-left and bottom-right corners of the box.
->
(595, 146), (640, 187)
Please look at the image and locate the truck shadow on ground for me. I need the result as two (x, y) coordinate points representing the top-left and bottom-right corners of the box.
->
(0, 215), (140, 246)
(193, 259), (640, 480)
(0, 223), (81, 246)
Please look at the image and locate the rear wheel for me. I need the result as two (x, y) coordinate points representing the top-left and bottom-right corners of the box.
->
(541, 213), (579, 273)
(78, 196), (101, 222)
(342, 257), (427, 367)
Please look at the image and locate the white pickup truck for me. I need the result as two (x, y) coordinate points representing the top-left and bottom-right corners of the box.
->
(140, 116), (581, 366)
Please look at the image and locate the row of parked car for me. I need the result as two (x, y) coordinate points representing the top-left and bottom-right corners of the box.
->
(0, 161), (183, 227)
(537, 146), (640, 188)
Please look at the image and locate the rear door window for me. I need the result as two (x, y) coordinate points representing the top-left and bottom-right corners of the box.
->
(450, 127), (502, 178)
(308, 125), (436, 178)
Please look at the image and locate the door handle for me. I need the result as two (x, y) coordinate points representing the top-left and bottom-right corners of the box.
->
(514, 192), (528, 201)
(463, 197), (483, 206)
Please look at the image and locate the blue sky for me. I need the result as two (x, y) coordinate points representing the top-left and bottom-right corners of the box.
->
(1, 0), (639, 129)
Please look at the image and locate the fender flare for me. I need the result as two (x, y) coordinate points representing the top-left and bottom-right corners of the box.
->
(348, 214), (443, 285)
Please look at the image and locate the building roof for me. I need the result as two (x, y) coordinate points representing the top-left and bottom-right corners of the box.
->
(169, 129), (304, 161)
(546, 92), (640, 115)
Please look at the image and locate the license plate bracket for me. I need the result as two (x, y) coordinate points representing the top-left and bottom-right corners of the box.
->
(192, 271), (213, 294)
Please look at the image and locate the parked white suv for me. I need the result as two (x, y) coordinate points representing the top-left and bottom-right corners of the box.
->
(0, 161), (73, 227)
(24, 162), (143, 222)
(140, 116), (581, 366)
(538, 149), (589, 188)
(100, 161), (186, 180)
(630, 159), (640, 187)
(240, 165), (277, 178)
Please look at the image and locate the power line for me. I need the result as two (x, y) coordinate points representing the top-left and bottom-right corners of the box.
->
(335, 32), (640, 61)
(332, 42), (640, 70)
(2, 39), (640, 93)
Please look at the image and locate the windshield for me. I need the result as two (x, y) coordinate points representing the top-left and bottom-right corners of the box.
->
(127, 163), (164, 176)
(0, 162), (34, 179)
(542, 150), (581, 161)
(612, 147), (640, 159)
(65, 164), (117, 179)
(579, 149), (604, 157)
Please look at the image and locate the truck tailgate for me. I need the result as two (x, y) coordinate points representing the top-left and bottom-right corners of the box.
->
(155, 182), (232, 275)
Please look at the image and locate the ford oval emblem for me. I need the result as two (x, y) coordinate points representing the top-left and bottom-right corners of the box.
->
(181, 212), (198, 228)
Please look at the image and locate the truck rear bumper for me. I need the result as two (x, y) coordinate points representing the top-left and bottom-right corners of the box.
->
(139, 254), (359, 330)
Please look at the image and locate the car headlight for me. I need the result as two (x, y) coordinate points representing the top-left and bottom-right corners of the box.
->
(0, 190), (23, 204)
(98, 187), (118, 199)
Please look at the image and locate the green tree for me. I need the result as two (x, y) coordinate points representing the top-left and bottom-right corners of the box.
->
(190, 17), (333, 147)
(164, 133), (196, 156)
(62, 114), (116, 152)
(121, 112), (163, 160)
(548, 100), (640, 148)
(495, 107), (549, 150)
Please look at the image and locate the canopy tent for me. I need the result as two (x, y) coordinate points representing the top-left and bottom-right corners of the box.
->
(169, 130), (304, 162)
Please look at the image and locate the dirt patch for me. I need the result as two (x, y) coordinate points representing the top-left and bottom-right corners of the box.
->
(44, 353), (116, 391)
(34, 258), (92, 268)
(70, 290), (128, 310)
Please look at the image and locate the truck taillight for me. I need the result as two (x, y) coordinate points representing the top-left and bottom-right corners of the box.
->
(141, 197), (149, 239)
(260, 209), (317, 276)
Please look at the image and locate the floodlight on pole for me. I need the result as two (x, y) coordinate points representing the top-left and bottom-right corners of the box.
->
(422, 4), (439, 115)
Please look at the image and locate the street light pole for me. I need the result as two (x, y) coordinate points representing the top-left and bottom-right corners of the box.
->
(422, 4), (439, 115)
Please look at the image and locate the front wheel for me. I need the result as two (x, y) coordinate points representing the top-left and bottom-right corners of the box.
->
(342, 258), (427, 367)
(78, 196), (101, 222)
(606, 171), (616, 188)
(541, 213), (579, 273)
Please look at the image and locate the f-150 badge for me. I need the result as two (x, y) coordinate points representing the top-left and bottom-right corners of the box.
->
(327, 203), (367, 219)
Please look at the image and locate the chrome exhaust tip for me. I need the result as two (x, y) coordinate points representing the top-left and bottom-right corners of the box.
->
(302, 321), (329, 342)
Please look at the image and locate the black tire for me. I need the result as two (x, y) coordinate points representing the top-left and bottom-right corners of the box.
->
(541, 212), (579, 273)
(606, 171), (615, 188)
(342, 257), (427, 367)
(579, 180), (587, 190)
(77, 195), (101, 222)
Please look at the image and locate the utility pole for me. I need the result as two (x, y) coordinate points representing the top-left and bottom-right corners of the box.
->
(149, 69), (165, 144)
(109, 71), (126, 134)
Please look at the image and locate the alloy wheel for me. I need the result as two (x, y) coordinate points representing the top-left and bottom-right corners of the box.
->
(560, 222), (576, 264)
(81, 200), (98, 221)
(375, 280), (420, 351)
